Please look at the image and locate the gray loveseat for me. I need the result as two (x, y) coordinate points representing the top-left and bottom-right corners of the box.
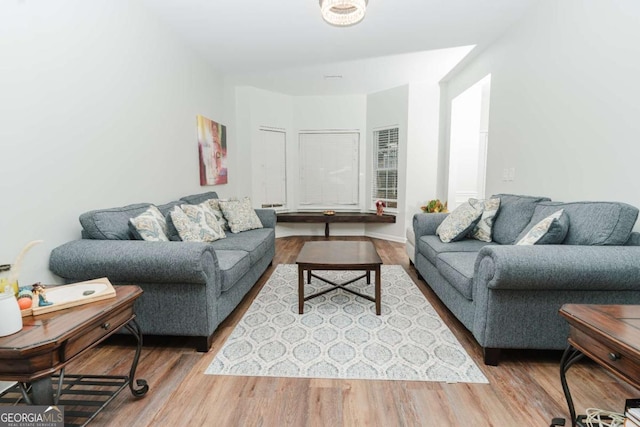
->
(49, 191), (275, 351)
(413, 194), (640, 365)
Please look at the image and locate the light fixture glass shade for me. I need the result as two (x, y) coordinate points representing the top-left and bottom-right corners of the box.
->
(320, 0), (368, 27)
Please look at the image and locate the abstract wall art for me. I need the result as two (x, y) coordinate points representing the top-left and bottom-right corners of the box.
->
(197, 114), (228, 186)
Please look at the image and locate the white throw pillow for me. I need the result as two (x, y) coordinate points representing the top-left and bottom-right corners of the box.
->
(170, 204), (226, 242)
(204, 198), (229, 231)
(219, 197), (263, 233)
(516, 209), (565, 245)
(470, 198), (501, 242)
(436, 199), (484, 243)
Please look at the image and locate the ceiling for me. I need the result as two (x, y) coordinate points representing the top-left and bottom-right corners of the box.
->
(140, 0), (535, 94)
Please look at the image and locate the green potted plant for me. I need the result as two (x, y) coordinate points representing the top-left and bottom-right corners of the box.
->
(420, 199), (448, 213)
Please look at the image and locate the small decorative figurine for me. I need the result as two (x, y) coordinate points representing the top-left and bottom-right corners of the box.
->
(31, 282), (53, 307)
(375, 200), (386, 216)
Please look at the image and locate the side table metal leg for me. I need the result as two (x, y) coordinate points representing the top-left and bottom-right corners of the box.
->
(30, 377), (54, 405)
(123, 319), (149, 397)
(298, 266), (305, 314)
(375, 265), (381, 315)
(559, 344), (585, 427)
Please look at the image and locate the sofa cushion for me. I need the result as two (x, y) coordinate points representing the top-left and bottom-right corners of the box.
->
(215, 250), (251, 293)
(180, 191), (219, 205)
(491, 194), (551, 245)
(156, 200), (181, 216)
(436, 252), (478, 301)
(129, 205), (169, 242)
(436, 199), (484, 243)
(533, 201), (639, 245)
(516, 209), (568, 245)
(418, 235), (495, 265)
(470, 198), (501, 242)
(208, 228), (274, 264)
(626, 232), (640, 247)
(80, 203), (152, 240)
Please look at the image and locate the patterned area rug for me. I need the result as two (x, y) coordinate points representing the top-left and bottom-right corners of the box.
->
(206, 264), (488, 383)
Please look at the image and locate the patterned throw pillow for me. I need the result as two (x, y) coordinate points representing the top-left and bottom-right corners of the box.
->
(436, 199), (484, 243)
(204, 198), (229, 231)
(129, 205), (169, 242)
(470, 198), (501, 242)
(516, 209), (566, 245)
(219, 197), (263, 233)
(170, 205), (226, 242)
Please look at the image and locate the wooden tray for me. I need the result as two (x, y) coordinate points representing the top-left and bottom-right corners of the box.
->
(21, 278), (116, 317)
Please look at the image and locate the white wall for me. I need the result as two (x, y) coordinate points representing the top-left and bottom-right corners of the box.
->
(0, 0), (226, 284)
(405, 81), (444, 224)
(235, 89), (368, 237)
(448, 82), (483, 209)
(234, 86), (294, 205)
(441, 0), (640, 222)
(365, 86), (409, 241)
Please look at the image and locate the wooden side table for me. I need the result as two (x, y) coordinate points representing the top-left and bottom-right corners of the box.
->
(552, 304), (640, 427)
(277, 212), (395, 237)
(0, 285), (148, 423)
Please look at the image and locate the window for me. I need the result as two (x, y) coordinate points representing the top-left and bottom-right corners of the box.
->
(372, 127), (399, 209)
(298, 132), (359, 208)
(257, 128), (287, 209)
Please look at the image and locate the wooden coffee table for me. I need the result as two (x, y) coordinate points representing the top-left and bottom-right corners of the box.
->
(296, 241), (383, 315)
(0, 285), (148, 422)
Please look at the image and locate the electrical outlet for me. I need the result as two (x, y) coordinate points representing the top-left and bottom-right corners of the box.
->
(502, 168), (509, 181)
(508, 168), (515, 181)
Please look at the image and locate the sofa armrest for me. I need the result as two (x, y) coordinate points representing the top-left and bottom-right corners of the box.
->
(413, 213), (448, 238)
(256, 209), (276, 228)
(50, 239), (219, 285)
(475, 245), (640, 291)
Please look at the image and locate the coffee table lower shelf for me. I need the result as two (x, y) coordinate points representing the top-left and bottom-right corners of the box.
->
(0, 373), (147, 427)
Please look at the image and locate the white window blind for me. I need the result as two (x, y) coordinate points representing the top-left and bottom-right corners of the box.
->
(258, 129), (287, 208)
(372, 127), (399, 209)
(298, 132), (359, 208)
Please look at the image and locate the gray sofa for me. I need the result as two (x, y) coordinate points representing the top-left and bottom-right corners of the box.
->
(413, 194), (640, 365)
(49, 191), (275, 351)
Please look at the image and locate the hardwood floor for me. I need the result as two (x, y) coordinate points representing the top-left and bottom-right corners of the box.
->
(61, 236), (639, 426)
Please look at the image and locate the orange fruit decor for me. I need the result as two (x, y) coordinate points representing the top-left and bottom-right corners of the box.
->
(17, 289), (33, 310)
(18, 297), (32, 310)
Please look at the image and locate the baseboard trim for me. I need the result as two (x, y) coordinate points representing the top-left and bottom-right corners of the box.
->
(365, 231), (405, 243)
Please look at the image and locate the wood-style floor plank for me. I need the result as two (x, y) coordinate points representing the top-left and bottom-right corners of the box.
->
(39, 236), (640, 426)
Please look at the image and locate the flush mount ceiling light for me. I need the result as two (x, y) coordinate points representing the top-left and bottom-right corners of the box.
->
(319, 0), (368, 27)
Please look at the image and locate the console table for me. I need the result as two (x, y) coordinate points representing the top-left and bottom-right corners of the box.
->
(277, 212), (396, 237)
(0, 285), (148, 425)
(552, 304), (640, 427)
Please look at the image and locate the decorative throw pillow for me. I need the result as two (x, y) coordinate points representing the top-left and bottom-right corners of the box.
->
(169, 205), (225, 242)
(181, 203), (226, 241)
(129, 205), (169, 242)
(204, 198), (229, 231)
(436, 198), (484, 243)
(516, 209), (568, 245)
(219, 197), (263, 233)
(470, 198), (501, 242)
(164, 211), (181, 241)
